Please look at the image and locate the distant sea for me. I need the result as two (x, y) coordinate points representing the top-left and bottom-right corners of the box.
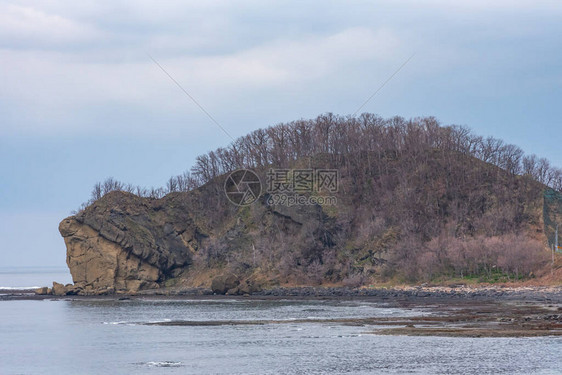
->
(0, 266), (72, 289)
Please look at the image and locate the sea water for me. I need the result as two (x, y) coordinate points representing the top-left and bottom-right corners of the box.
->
(0, 272), (561, 374)
(0, 267), (72, 289)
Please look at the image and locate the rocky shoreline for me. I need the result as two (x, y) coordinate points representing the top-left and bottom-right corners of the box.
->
(2, 285), (562, 303)
(254, 285), (562, 302)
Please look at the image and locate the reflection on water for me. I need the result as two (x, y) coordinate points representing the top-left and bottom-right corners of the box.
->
(0, 298), (560, 374)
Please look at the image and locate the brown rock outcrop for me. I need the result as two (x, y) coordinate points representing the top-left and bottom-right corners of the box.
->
(57, 187), (326, 295)
(60, 217), (161, 293)
(59, 191), (199, 294)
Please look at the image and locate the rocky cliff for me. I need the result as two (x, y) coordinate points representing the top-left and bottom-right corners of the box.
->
(57, 185), (332, 295)
(59, 192), (200, 294)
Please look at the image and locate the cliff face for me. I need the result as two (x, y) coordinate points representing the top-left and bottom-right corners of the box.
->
(59, 217), (160, 293)
(58, 183), (338, 294)
(59, 192), (200, 294)
(58, 153), (560, 295)
(58, 186), (331, 294)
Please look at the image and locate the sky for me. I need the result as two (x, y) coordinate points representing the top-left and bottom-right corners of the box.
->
(1, 0), (561, 268)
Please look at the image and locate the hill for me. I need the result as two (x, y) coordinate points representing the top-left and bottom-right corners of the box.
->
(57, 114), (562, 295)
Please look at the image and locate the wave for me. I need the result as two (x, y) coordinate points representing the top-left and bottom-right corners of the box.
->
(0, 286), (40, 290)
(103, 318), (172, 325)
(144, 361), (182, 368)
(139, 298), (243, 304)
(103, 321), (132, 325)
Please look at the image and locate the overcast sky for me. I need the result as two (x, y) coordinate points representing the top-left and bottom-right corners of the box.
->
(1, 0), (561, 268)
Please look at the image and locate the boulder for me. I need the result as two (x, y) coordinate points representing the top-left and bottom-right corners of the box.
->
(237, 282), (251, 295)
(211, 274), (240, 295)
(237, 280), (262, 295)
(52, 282), (67, 296)
(34, 287), (50, 295)
(64, 283), (83, 295)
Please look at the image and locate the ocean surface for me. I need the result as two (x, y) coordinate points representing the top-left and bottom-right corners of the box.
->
(1, 271), (561, 374)
(0, 267), (72, 289)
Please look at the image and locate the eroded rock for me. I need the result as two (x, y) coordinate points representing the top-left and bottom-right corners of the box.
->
(59, 191), (198, 295)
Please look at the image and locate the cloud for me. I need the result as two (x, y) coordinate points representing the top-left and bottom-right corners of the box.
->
(158, 27), (402, 89)
(401, 0), (562, 11)
(0, 3), (103, 47)
(0, 0), (560, 138)
(0, 26), (404, 136)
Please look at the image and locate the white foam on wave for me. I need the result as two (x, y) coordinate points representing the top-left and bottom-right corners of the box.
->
(0, 286), (40, 290)
(147, 318), (172, 324)
(146, 361), (182, 368)
(141, 298), (243, 304)
(103, 318), (172, 325)
(103, 321), (134, 325)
